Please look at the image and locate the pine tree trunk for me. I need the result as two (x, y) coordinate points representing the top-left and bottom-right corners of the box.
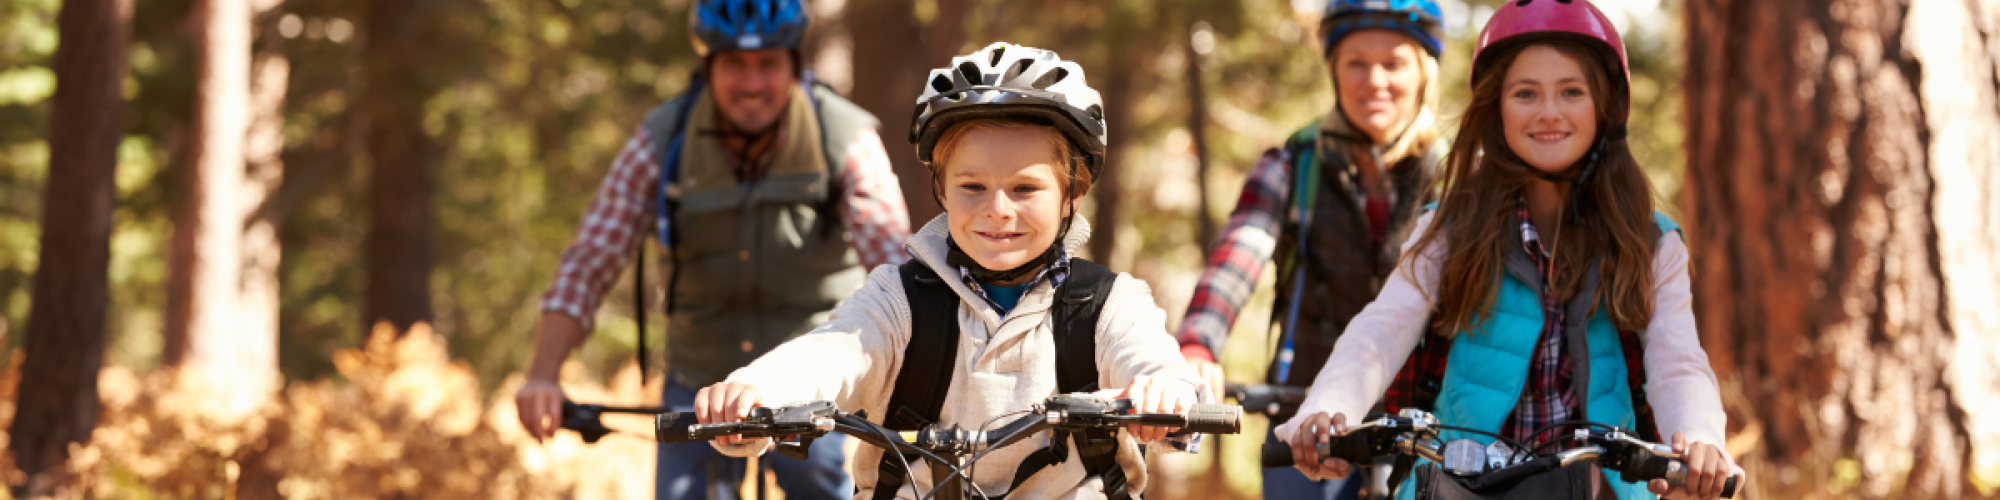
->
(846, 0), (961, 227)
(7, 0), (131, 495)
(1681, 0), (2000, 496)
(164, 0), (282, 420)
(361, 0), (439, 335)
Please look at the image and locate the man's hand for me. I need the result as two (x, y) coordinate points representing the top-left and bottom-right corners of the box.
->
(514, 378), (566, 443)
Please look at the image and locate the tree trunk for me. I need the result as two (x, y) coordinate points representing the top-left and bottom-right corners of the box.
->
(163, 0), (282, 421)
(1681, 0), (2000, 497)
(361, 0), (439, 335)
(1186, 26), (1216, 249)
(846, 0), (962, 228)
(7, 0), (132, 495)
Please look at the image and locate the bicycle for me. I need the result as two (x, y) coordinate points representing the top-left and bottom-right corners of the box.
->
(1224, 383), (1310, 418)
(1261, 409), (1740, 499)
(560, 400), (795, 500)
(651, 394), (1243, 500)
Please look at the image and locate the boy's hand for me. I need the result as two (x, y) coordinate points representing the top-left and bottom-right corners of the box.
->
(1113, 375), (1194, 442)
(694, 382), (763, 447)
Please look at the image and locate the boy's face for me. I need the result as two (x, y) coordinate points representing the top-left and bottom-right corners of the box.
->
(940, 126), (1072, 278)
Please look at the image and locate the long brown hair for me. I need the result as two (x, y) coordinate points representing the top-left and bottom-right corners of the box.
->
(1410, 38), (1661, 335)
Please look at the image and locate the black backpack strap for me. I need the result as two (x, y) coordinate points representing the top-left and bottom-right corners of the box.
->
(876, 259), (958, 500)
(1053, 258), (1116, 394)
(886, 259), (960, 431)
(1008, 258), (1131, 499)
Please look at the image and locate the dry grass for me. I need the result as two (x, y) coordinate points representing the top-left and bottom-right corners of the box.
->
(3, 324), (663, 500)
(0, 321), (1265, 500)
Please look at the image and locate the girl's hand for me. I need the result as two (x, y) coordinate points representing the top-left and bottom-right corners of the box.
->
(1289, 412), (1355, 481)
(693, 382), (763, 447)
(1117, 375), (1193, 442)
(1646, 432), (1740, 499)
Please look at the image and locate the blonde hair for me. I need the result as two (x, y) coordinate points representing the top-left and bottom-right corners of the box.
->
(929, 118), (1092, 200)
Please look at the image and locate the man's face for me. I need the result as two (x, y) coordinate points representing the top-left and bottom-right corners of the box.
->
(708, 49), (797, 132)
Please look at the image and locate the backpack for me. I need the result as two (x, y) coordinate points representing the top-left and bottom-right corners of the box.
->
(873, 257), (1133, 500)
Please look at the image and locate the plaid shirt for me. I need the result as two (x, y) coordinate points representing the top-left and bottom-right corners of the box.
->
(956, 248), (1071, 314)
(1175, 144), (1404, 361)
(1499, 200), (1580, 444)
(540, 124), (911, 330)
(1176, 149), (1289, 360)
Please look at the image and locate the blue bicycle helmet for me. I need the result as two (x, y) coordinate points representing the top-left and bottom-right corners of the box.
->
(690, 0), (810, 57)
(1320, 0), (1445, 59)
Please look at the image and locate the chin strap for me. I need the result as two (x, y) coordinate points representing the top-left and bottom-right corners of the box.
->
(1527, 124), (1624, 223)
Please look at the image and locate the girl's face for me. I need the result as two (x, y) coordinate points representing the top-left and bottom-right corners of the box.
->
(941, 126), (1072, 273)
(1330, 30), (1426, 144)
(1500, 45), (1599, 174)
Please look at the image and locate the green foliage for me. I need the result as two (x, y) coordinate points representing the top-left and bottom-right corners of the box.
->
(0, 0), (1688, 396)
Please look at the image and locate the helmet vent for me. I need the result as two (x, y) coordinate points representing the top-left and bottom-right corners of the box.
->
(989, 46), (1007, 66)
(1085, 104), (1103, 122)
(1003, 59), (1034, 83)
(931, 74), (953, 93)
(1032, 67), (1069, 90)
(958, 61), (984, 86)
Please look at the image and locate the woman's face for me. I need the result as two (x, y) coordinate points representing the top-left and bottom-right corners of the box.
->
(941, 126), (1071, 273)
(1330, 30), (1425, 144)
(1499, 45), (1599, 174)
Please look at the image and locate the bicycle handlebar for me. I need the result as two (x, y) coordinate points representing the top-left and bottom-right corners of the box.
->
(1260, 411), (1738, 498)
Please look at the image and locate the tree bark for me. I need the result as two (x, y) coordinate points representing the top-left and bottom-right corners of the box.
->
(1681, 0), (2000, 496)
(361, 0), (440, 335)
(846, 0), (962, 228)
(7, 0), (132, 495)
(163, 0), (282, 421)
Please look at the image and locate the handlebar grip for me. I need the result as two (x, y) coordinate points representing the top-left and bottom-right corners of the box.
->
(654, 412), (701, 443)
(1181, 403), (1241, 434)
(1323, 432), (1373, 464)
(1261, 442), (1295, 467)
(1656, 457), (1741, 499)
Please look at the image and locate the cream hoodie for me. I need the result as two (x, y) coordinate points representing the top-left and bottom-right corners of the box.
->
(716, 215), (1207, 500)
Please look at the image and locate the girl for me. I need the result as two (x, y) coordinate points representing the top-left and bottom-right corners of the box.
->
(695, 42), (1206, 500)
(1279, 1), (1742, 499)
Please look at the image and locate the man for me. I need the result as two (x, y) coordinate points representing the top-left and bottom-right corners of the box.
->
(514, 0), (911, 498)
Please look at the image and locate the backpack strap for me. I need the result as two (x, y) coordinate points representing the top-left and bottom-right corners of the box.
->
(1007, 258), (1128, 499)
(872, 260), (959, 500)
(1052, 258), (1115, 394)
(886, 259), (960, 431)
(877, 257), (1127, 499)
(1272, 121), (1323, 386)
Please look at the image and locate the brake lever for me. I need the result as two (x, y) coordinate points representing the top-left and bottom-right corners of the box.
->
(560, 401), (613, 443)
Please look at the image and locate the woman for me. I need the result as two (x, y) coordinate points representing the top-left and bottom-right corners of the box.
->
(1174, 0), (1445, 497)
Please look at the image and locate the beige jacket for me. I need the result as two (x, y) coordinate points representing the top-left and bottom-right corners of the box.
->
(717, 215), (1207, 500)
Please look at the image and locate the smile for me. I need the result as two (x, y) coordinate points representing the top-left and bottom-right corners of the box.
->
(974, 230), (1026, 242)
(1529, 132), (1571, 143)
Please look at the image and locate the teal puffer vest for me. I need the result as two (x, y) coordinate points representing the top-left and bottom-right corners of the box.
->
(1394, 212), (1679, 500)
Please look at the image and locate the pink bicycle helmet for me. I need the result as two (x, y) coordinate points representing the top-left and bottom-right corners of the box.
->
(1472, 0), (1630, 120)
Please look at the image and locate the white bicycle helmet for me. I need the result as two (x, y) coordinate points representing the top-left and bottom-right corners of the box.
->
(909, 42), (1108, 178)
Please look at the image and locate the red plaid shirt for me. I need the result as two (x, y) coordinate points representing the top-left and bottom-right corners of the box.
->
(1176, 148), (1290, 361)
(539, 124), (911, 330)
(1499, 200), (1580, 444)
